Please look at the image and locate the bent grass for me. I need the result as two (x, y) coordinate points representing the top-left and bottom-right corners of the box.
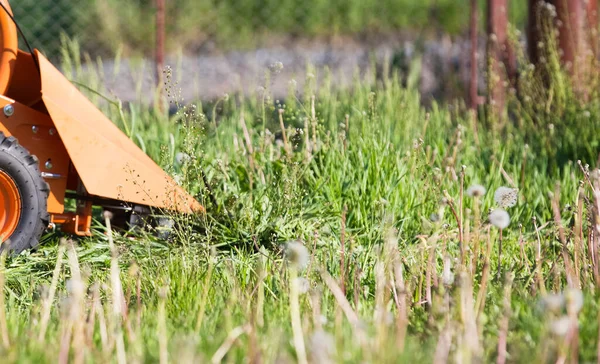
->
(2, 38), (600, 362)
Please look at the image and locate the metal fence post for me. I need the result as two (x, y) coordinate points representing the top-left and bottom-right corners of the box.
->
(528, 0), (598, 78)
(470, 0), (479, 111)
(587, 0), (599, 58)
(487, 0), (510, 118)
(156, 0), (166, 107)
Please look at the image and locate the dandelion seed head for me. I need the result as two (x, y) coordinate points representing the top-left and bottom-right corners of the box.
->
(176, 152), (191, 165)
(540, 293), (565, 313)
(550, 316), (571, 336)
(309, 329), (336, 362)
(103, 210), (114, 221)
(296, 277), (310, 295)
(490, 208), (510, 229)
(284, 240), (310, 270)
(565, 288), (584, 313)
(494, 186), (518, 208)
(65, 279), (84, 294)
(319, 315), (328, 325)
(467, 184), (486, 198)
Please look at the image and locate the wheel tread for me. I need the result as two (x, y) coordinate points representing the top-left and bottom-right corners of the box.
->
(0, 132), (50, 254)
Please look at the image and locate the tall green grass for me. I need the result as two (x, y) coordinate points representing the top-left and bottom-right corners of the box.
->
(2, 36), (600, 362)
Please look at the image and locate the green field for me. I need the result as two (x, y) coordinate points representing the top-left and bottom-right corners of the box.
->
(2, 38), (600, 362)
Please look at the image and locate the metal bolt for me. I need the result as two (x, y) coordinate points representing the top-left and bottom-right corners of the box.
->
(49, 128), (56, 136)
(41, 172), (62, 179)
(45, 159), (53, 170)
(32, 125), (38, 134)
(3, 104), (14, 117)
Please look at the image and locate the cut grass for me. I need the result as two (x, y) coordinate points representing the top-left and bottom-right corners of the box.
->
(2, 41), (600, 362)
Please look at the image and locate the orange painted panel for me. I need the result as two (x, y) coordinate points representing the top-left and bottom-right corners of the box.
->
(0, 0), (17, 95)
(36, 52), (203, 214)
(0, 96), (70, 213)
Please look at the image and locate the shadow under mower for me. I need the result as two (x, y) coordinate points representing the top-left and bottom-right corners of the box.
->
(0, 0), (203, 253)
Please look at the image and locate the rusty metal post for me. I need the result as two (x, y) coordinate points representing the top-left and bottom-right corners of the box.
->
(553, 0), (583, 72)
(527, 0), (541, 65)
(155, 0), (166, 100)
(528, 0), (597, 78)
(470, 0), (479, 111)
(487, 0), (510, 117)
(586, 0), (598, 58)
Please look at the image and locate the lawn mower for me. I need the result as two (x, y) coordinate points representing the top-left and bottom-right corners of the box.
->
(0, 0), (203, 253)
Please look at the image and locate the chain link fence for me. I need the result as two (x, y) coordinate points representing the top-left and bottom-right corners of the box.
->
(9, 0), (494, 58)
(7, 0), (528, 103)
(10, 0), (97, 59)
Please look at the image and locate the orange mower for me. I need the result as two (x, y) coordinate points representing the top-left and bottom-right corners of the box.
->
(0, 0), (203, 253)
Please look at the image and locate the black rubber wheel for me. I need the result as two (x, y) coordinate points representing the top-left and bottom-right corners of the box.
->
(0, 133), (49, 254)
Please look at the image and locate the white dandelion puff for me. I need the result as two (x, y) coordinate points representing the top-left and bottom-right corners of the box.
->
(284, 240), (310, 271)
(565, 288), (584, 313)
(494, 187), (518, 208)
(550, 316), (571, 337)
(175, 152), (191, 165)
(540, 293), (565, 313)
(319, 315), (328, 325)
(309, 330), (336, 363)
(467, 184), (486, 198)
(490, 208), (510, 229)
(295, 277), (310, 295)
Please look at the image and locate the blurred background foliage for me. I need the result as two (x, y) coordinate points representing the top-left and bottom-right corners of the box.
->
(11, 0), (529, 59)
